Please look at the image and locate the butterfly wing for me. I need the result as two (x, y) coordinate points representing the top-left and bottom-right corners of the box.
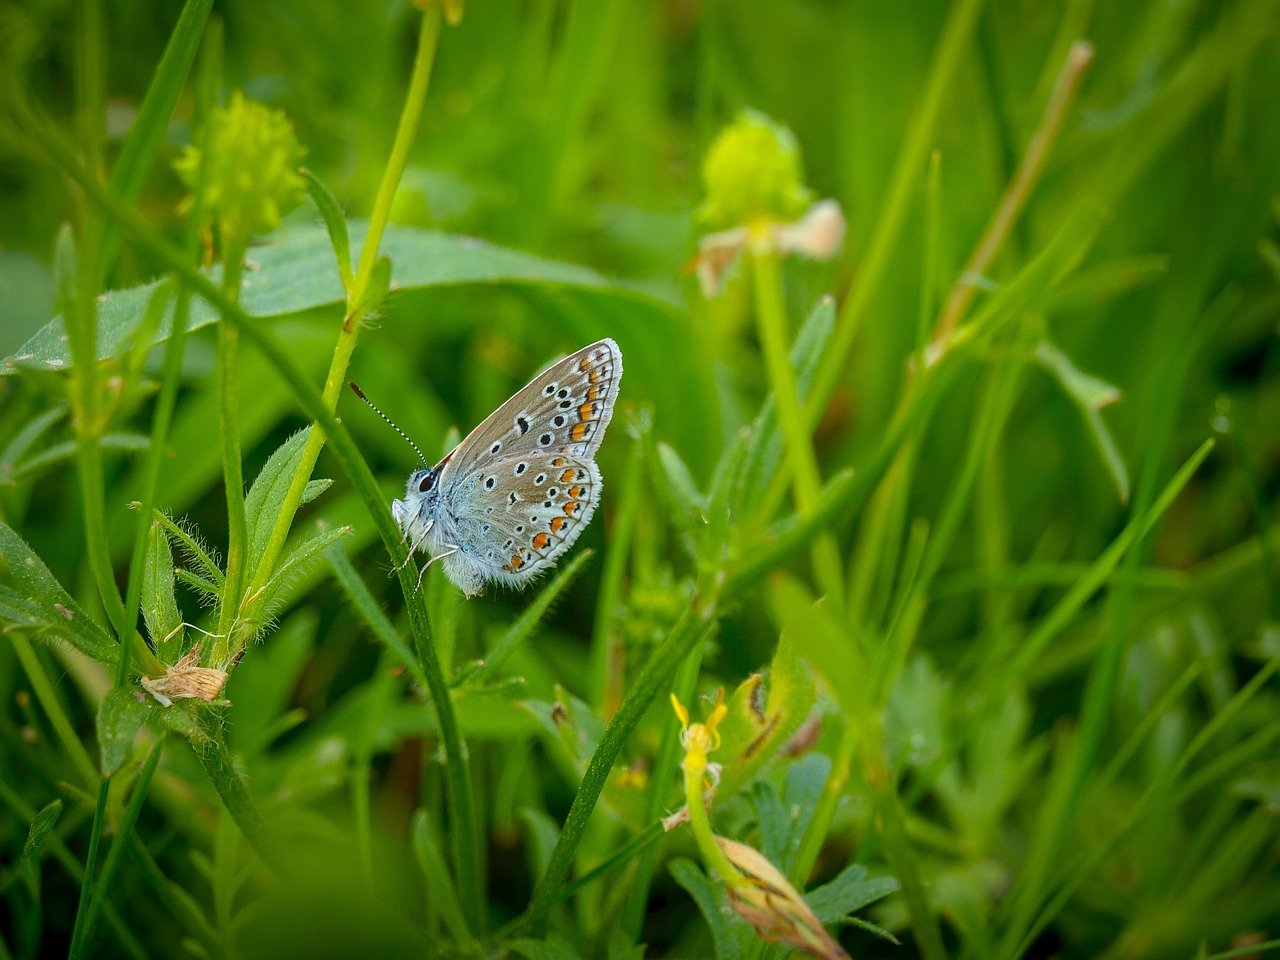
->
(442, 338), (622, 475)
(437, 451), (604, 590)
(430, 338), (622, 592)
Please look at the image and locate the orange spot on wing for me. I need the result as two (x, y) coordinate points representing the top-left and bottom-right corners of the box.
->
(564, 501), (579, 517)
(533, 532), (550, 550)
(579, 357), (591, 372)
(579, 402), (593, 421)
(569, 485), (583, 499)
(560, 468), (576, 483)
(571, 422), (589, 442)
(589, 370), (600, 383)
(552, 457), (566, 467)
(588, 385), (599, 401)
(550, 516), (565, 533)
(510, 554), (524, 570)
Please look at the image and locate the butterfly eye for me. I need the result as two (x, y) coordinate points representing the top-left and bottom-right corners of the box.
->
(418, 471), (437, 493)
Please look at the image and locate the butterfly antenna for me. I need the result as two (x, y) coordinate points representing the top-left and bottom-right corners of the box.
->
(348, 382), (429, 466)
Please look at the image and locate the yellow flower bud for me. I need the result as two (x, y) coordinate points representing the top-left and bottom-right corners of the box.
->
(698, 110), (813, 231)
(174, 91), (306, 239)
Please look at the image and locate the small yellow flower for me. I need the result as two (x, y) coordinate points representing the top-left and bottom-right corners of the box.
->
(672, 690), (728, 775)
(174, 91), (306, 240)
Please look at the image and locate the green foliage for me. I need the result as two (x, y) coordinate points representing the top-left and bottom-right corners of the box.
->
(2, 1), (1279, 959)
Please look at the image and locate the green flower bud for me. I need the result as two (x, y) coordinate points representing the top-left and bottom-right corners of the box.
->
(698, 110), (813, 230)
(174, 91), (306, 239)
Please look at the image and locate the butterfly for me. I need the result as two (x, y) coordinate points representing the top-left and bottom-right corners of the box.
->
(354, 339), (622, 596)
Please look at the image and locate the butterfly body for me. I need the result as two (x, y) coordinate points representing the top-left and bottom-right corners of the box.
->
(391, 338), (622, 596)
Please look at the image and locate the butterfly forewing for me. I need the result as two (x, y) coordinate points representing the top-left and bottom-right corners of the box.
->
(444, 339), (622, 477)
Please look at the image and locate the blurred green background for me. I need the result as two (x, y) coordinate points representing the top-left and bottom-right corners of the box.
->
(2, 1), (1279, 957)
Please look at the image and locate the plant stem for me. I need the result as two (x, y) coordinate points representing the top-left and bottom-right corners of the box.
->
(805, 0), (985, 429)
(73, 734), (166, 954)
(591, 434), (643, 717)
(525, 594), (719, 936)
(246, 2), (441, 605)
(214, 236), (249, 662)
(862, 718), (949, 960)
(749, 244), (846, 609)
(621, 635), (704, 937)
(932, 41), (1093, 345)
(192, 714), (283, 871)
(9, 635), (99, 789)
(67, 778), (110, 960)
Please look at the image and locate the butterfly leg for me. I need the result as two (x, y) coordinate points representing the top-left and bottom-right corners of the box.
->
(389, 519), (434, 577)
(415, 544), (460, 593)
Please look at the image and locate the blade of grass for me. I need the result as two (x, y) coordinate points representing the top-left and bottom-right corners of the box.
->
(97, 0), (213, 281)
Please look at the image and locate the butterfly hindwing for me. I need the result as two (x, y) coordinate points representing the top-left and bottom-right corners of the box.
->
(443, 451), (602, 585)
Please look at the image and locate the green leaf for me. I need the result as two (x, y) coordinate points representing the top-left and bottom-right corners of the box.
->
(1035, 340), (1130, 504)
(325, 545), (427, 689)
(156, 513), (224, 588)
(410, 809), (473, 946)
(805, 862), (900, 927)
(654, 442), (707, 540)
(669, 857), (752, 960)
(744, 754), (833, 872)
(97, 687), (151, 776)
(244, 427), (311, 571)
(99, 0), (214, 275)
(714, 633), (819, 803)
(0, 521), (118, 666)
(301, 168), (353, 292)
(7, 433), (150, 486)
(5, 222), (676, 372)
(606, 931), (647, 960)
(507, 933), (585, 960)
(251, 522), (352, 625)
(0, 405), (67, 483)
(142, 517), (183, 657)
(521, 687), (605, 781)
(516, 806), (562, 881)
(300, 478), (332, 505)
(737, 295), (836, 514)
(18, 799), (63, 869)
(766, 574), (862, 717)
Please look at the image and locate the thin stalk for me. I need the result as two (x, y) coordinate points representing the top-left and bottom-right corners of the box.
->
(863, 717), (949, 960)
(932, 41), (1093, 345)
(247, 3), (441, 605)
(73, 734), (166, 954)
(67, 780), (109, 960)
(806, 0), (985, 428)
(786, 723), (857, 888)
(122, 19), (215, 669)
(750, 245), (845, 608)
(9, 635), (99, 789)
(591, 434), (644, 716)
(192, 716), (283, 871)
(214, 236), (249, 661)
(526, 602), (719, 936)
(621, 640), (704, 938)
